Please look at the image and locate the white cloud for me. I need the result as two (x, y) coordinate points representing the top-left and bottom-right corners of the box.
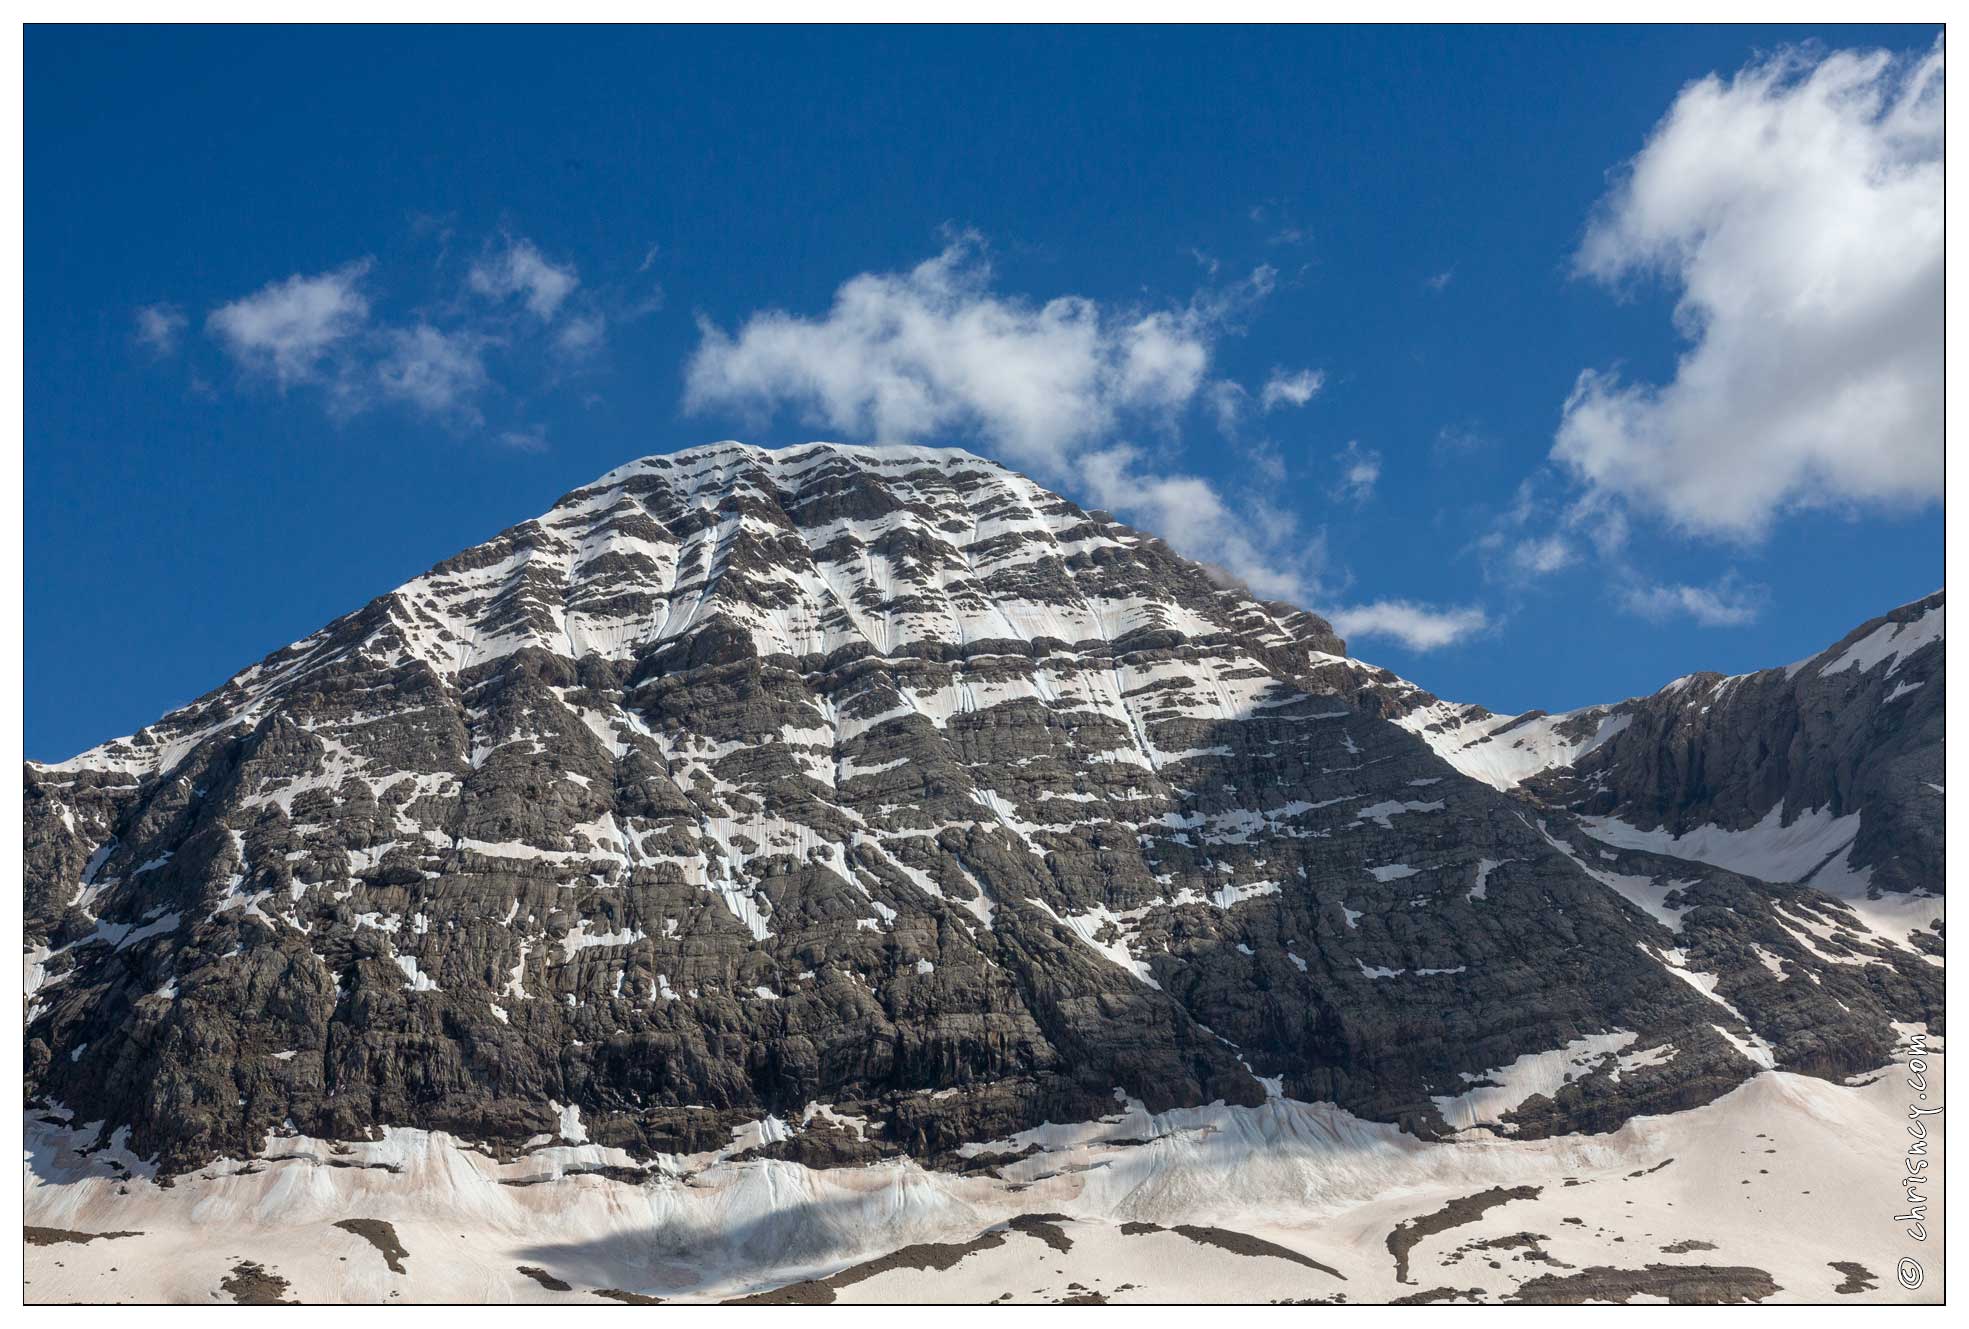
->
(133, 303), (186, 354)
(1079, 444), (1315, 601)
(556, 313), (607, 357)
(683, 233), (1252, 476)
(498, 424), (549, 452)
(375, 325), (490, 421)
(1331, 440), (1380, 505)
(1260, 366), (1324, 411)
(207, 259), (372, 385)
(1561, 490), (1630, 557)
(1245, 437), (1287, 486)
(1620, 574), (1765, 627)
(681, 238), (1331, 603)
(191, 234), (602, 435)
(1115, 310), (1211, 411)
(1424, 268), (1455, 293)
(469, 237), (579, 320)
(1251, 204), (1311, 248)
(1508, 534), (1577, 577)
(1555, 42), (1942, 539)
(1206, 379), (1250, 434)
(627, 284), (666, 319)
(1432, 423), (1490, 459)
(1325, 600), (1489, 652)
(1474, 474), (1620, 588)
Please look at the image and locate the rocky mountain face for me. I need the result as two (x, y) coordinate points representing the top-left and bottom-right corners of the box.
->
(1394, 593), (1944, 910)
(23, 442), (1944, 1177)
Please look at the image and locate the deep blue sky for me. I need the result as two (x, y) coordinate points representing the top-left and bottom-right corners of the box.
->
(25, 24), (1943, 761)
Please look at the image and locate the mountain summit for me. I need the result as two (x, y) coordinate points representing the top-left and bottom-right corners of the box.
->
(25, 442), (1942, 1189)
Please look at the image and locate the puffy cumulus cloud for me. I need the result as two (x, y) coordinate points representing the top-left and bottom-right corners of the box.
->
(1260, 366), (1323, 411)
(207, 259), (373, 386)
(1079, 444), (1318, 602)
(1113, 311), (1212, 411)
(1325, 600), (1489, 652)
(133, 303), (187, 355)
(1330, 440), (1380, 505)
(189, 233), (606, 434)
(684, 234), (1266, 477)
(681, 237), (1501, 644)
(683, 237), (1347, 610)
(1619, 573), (1766, 627)
(375, 325), (491, 422)
(1556, 42), (1942, 540)
(469, 236), (580, 320)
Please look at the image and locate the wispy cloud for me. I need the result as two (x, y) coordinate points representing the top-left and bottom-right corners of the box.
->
(1424, 268), (1454, 292)
(1326, 600), (1489, 652)
(1431, 422), (1491, 464)
(1260, 366), (1324, 411)
(1473, 473), (1612, 587)
(1249, 203), (1311, 247)
(375, 325), (491, 423)
(1619, 574), (1766, 627)
(497, 424), (549, 452)
(1080, 443), (1320, 601)
(184, 233), (606, 437)
(1205, 379), (1250, 434)
(469, 236), (580, 321)
(133, 303), (187, 355)
(555, 313), (607, 357)
(1330, 440), (1381, 505)
(1505, 534), (1577, 578)
(1245, 437), (1287, 486)
(206, 259), (373, 387)
(625, 285), (665, 320)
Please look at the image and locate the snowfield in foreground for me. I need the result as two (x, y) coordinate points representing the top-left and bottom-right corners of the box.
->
(25, 1041), (1943, 1305)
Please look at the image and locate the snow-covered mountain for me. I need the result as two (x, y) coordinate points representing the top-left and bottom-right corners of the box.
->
(23, 442), (1944, 1304)
(1398, 592), (1943, 913)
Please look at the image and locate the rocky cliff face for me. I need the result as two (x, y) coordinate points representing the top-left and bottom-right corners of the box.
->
(1396, 593), (1944, 911)
(23, 442), (1943, 1176)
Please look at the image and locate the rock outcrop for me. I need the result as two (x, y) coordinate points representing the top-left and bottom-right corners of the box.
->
(23, 442), (1944, 1175)
(1390, 593), (1942, 932)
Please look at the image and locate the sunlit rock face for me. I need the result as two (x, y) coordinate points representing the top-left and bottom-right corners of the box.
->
(23, 441), (1942, 1177)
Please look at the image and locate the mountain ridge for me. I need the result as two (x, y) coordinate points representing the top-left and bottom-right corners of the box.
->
(1398, 591), (1943, 904)
(24, 441), (1942, 1179)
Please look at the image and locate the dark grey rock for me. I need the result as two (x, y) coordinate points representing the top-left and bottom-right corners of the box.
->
(22, 442), (1942, 1176)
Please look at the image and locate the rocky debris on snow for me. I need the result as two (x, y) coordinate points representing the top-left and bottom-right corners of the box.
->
(221, 1261), (297, 1305)
(1508, 1263), (1780, 1305)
